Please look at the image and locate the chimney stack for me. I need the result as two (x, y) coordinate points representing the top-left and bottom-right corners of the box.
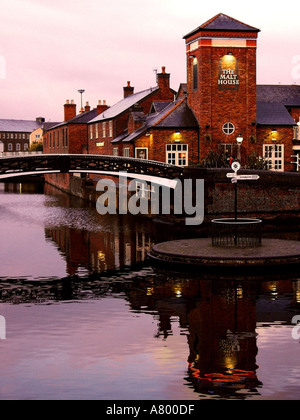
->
(157, 66), (170, 92)
(84, 101), (91, 112)
(97, 100), (109, 115)
(124, 81), (134, 98)
(64, 100), (76, 122)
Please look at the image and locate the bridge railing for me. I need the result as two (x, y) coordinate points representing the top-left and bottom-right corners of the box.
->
(0, 153), (183, 182)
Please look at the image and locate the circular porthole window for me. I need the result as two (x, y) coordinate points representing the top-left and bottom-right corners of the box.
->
(222, 122), (235, 135)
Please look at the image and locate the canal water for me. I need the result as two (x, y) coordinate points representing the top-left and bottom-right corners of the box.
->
(0, 181), (300, 400)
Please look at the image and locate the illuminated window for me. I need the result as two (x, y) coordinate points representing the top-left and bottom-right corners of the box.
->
(193, 58), (198, 91)
(263, 144), (284, 172)
(222, 122), (235, 135)
(166, 144), (188, 166)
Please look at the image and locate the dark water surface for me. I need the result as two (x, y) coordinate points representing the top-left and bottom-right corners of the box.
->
(0, 182), (300, 400)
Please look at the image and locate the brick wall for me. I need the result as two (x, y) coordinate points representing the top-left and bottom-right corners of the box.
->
(134, 129), (199, 164)
(44, 123), (88, 154)
(88, 73), (175, 156)
(185, 26), (258, 163)
(183, 167), (300, 222)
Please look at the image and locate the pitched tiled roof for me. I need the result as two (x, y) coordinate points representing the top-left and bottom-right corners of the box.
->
(152, 99), (198, 128)
(256, 85), (300, 126)
(150, 102), (173, 114)
(184, 13), (260, 38)
(257, 85), (300, 106)
(121, 100), (198, 143)
(0, 119), (44, 132)
(90, 87), (159, 123)
(48, 109), (98, 130)
(257, 102), (295, 126)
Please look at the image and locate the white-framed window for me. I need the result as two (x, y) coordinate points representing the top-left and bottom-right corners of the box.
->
(166, 144), (188, 166)
(24, 143), (28, 151)
(109, 121), (113, 137)
(294, 125), (300, 140)
(222, 122), (235, 135)
(263, 144), (284, 172)
(123, 148), (130, 157)
(90, 125), (93, 140)
(135, 147), (148, 160)
(8, 143), (13, 151)
(95, 124), (99, 139)
(113, 147), (118, 156)
(16, 143), (21, 151)
(102, 122), (106, 138)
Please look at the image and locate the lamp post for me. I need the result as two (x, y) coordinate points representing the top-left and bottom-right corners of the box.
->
(78, 89), (85, 110)
(236, 134), (243, 162)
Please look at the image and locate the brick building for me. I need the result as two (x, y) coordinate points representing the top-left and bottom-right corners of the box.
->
(43, 100), (108, 154)
(44, 13), (300, 175)
(183, 13), (300, 171)
(0, 117), (45, 153)
(101, 13), (300, 172)
(87, 67), (176, 156)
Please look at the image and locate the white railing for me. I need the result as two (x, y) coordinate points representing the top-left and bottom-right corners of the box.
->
(0, 151), (43, 158)
(291, 154), (300, 171)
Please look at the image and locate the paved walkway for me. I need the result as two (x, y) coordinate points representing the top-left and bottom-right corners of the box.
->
(149, 238), (300, 269)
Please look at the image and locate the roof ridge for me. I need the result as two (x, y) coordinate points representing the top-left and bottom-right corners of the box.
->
(152, 98), (186, 127)
(201, 13), (259, 31)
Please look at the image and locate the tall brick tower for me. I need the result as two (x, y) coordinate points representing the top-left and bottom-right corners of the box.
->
(184, 14), (260, 161)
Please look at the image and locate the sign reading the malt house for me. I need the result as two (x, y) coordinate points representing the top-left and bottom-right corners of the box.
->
(218, 55), (239, 91)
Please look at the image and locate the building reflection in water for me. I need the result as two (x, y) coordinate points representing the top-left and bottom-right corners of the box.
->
(133, 273), (300, 398)
(43, 183), (156, 276)
(2, 183), (300, 398)
(1, 263), (300, 398)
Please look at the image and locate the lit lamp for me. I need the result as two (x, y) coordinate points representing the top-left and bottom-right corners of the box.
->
(236, 134), (243, 161)
(271, 129), (278, 141)
(174, 130), (181, 142)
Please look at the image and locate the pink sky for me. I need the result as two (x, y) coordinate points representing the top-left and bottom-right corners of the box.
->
(0, 0), (299, 122)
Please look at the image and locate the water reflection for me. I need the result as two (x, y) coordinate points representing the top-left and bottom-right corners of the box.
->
(1, 182), (300, 400)
(1, 267), (300, 399)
